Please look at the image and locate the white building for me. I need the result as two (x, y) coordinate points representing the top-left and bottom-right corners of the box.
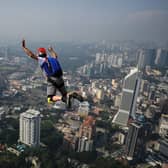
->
(114, 94), (122, 107)
(19, 109), (41, 147)
(96, 88), (104, 100)
(78, 137), (93, 152)
(0, 107), (5, 120)
(78, 101), (90, 117)
(159, 114), (168, 138)
(112, 68), (141, 126)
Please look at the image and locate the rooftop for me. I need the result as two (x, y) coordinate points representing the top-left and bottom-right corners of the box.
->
(20, 109), (40, 119)
(82, 116), (95, 127)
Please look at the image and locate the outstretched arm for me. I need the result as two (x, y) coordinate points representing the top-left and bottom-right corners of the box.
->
(22, 39), (38, 60)
(48, 46), (58, 58)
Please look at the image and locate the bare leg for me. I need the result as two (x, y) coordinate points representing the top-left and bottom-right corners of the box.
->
(48, 91), (84, 109)
(52, 95), (62, 102)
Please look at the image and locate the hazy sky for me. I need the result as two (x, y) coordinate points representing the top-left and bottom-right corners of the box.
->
(0, 0), (168, 43)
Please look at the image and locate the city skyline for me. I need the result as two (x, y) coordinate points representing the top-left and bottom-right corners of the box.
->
(0, 0), (168, 43)
(0, 39), (168, 167)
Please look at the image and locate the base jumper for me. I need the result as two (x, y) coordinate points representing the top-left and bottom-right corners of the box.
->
(22, 39), (83, 108)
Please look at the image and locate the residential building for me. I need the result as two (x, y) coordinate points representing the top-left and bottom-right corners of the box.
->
(125, 122), (148, 161)
(159, 114), (168, 138)
(78, 101), (90, 117)
(78, 116), (96, 152)
(19, 109), (40, 147)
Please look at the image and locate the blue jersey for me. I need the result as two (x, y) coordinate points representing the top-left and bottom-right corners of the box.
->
(39, 56), (63, 77)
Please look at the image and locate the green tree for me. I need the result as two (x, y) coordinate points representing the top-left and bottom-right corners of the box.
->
(41, 120), (63, 152)
(90, 157), (129, 168)
(69, 151), (97, 164)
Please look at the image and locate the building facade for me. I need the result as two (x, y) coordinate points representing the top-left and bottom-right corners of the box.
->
(125, 122), (147, 161)
(0, 107), (5, 121)
(137, 49), (156, 69)
(78, 116), (96, 152)
(19, 109), (41, 147)
(159, 114), (168, 138)
(112, 68), (141, 126)
(78, 101), (90, 117)
(155, 49), (168, 67)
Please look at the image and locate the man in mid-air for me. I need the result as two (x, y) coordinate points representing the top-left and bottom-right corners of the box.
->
(22, 39), (83, 108)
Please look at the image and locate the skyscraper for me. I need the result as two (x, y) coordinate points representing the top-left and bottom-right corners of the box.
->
(155, 48), (168, 67)
(159, 114), (168, 138)
(125, 122), (147, 161)
(79, 116), (96, 140)
(78, 116), (96, 152)
(78, 101), (90, 117)
(78, 137), (93, 152)
(112, 68), (141, 126)
(158, 139), (168, 158)
(0, 107), (5, 121)
(19, 109), (41, 147)
(137, 49), (156, 69)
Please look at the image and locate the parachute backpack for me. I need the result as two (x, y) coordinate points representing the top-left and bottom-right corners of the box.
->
(41, 56), (63, 77)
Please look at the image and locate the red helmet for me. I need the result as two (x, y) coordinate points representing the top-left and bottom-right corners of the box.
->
(37, 48), (46, 54)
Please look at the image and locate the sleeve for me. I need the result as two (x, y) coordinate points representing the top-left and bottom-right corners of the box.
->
(38, 57), (45, 66)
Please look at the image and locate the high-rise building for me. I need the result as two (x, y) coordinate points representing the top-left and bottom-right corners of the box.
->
(95, 53), (101, 63)
(155, 49), (168, 67)
(19, 109), (41, 147)
(117, 56), (123, 67)
(137, 49), (156, 69)
(78, 116), (96, 152)
(159, 139), (168, 158)
(125, 122), (147, 161)
(78, 137), (93, 152)
(0, 107), (5, 121)
(161, 99), (168, 115)
(79, 116), (95, 139)
(114, 94), (122, 107)
(96, 89), (104, 100)
(159, 114), (168, 138)
(78, 101), (90, 117)
(140, 80), (149, 96)
(112, 68), (141, 126)
(148, 86), (156, 101)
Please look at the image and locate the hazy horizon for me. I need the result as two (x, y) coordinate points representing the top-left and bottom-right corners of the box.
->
(0, 0), (168, 43)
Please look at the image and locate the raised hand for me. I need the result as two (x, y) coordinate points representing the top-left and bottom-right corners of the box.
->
(48, 46), (54, 52)
(22, 39), (38, 60)
(48, 46), (58, 58)
(22, 39), (26, 48)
